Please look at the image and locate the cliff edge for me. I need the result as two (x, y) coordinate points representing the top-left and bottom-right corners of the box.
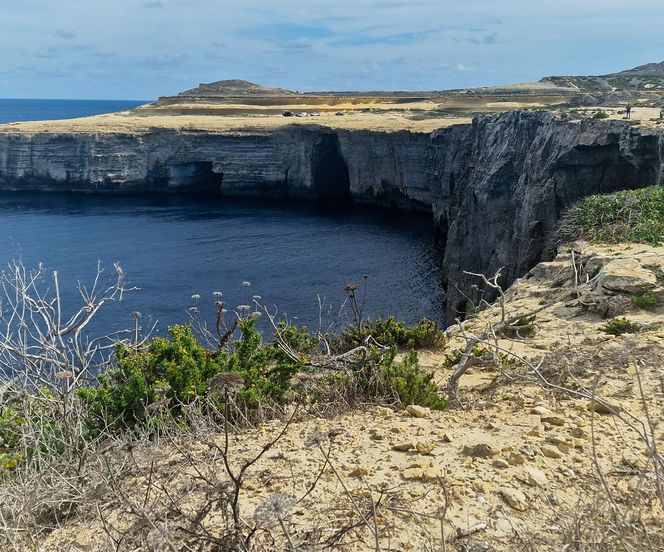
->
(1, 111), (662, 319)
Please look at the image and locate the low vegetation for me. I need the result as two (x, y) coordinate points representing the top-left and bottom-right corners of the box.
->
(631, 292), (659, 309)
(0, 278), (450, 475)
(598, 317), (642, 336)
(337, 316), (446, 351)
(559, 185), (664, 244)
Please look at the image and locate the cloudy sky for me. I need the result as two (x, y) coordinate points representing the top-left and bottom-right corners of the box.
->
(1, 0), (663, 100)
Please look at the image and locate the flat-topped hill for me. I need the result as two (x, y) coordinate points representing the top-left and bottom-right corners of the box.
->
(178, 79), (296, 97)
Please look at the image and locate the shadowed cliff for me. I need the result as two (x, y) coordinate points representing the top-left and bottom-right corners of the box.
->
(0, 111), (662, 319)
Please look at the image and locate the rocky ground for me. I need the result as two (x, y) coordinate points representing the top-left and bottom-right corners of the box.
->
(21, 241), (662, 551)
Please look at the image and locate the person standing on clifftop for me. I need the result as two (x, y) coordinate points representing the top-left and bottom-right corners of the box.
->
(625, 103), (632, 119)
(660, 105), (664, 119)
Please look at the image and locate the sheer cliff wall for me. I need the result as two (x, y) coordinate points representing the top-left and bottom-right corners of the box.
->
(1, 111), (662, 319)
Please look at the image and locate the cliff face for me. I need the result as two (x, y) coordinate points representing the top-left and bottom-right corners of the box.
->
(1, 112), (662, 319)
(432, 112), (663, 319)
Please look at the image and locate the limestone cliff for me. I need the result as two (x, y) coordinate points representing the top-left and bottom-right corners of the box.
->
(1, 112), (662, 319)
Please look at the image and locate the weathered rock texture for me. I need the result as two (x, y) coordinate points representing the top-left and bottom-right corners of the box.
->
(1, 111), (662, 318)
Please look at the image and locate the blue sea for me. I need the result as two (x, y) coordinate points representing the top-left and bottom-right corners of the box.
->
(0, 98), (146, 124)
(0, 100), (444, 336)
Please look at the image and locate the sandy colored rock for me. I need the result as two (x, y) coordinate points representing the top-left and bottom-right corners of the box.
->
(517, 467), (548, 487)
(415, 441), (435, 455)
(596, 258), (658, 294)
(392, 442), (415, 452)
(500, 487), (529, 511)
(405, 404), (431, 419)
(462, 443), (499, 458)
(586, 398), (622, 415)
(530, 405), (552, 416)
(541, 445), (564, 459)
(541, 414), (565, 426)
(402, 461), (439, 482)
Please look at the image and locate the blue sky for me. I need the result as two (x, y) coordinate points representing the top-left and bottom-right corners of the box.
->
(1, 0), (663, 100)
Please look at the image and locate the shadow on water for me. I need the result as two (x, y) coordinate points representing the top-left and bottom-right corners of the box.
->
(0, 191), (445, 337)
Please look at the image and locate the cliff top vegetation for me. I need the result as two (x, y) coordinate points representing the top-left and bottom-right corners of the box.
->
(560, 185), (664, 245)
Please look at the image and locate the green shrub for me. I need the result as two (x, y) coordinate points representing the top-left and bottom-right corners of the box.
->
(78, 320), (305, 431)
(0, 402), (24, 471)
(631, 293), (659, 309)
(559, 185), (664, 245)
(338, 317), (446, 351)
(79, 318), (448, 433)
(598, 317), (642, 336)
(593, 111), (610, 119)
(511, 315), (537, 337)
(441, 344), (488, 368)
(348, 348), (447, 410)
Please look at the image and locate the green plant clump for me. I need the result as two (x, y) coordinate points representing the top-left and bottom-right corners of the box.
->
(593, 110), (610, 119)
(338, 317), (446, 351)
(78, 319), (303, 431)
(349, 348), (447, 410)
(598, 317), (642, 336)
(78, 318), (449, 433)
(631, 293), (659, 309)
(559, 185), (664, 245)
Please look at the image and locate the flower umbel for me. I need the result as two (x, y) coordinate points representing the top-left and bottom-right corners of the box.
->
(253, 492), (295, 528)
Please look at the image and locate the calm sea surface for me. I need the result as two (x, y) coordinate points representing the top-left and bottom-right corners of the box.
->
(0, 100), (444, 337)
(0, 98), (146, 124)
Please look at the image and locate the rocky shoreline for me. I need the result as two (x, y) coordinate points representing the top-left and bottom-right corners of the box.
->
(1, 111), (662, 319)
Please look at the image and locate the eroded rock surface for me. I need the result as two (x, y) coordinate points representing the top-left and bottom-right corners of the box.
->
(1, 112), (663, 319)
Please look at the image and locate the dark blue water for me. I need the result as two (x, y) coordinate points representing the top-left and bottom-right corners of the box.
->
(0, 99), (146, 124)
(0, 194), (443, 336)
(0, 100), (443, 337)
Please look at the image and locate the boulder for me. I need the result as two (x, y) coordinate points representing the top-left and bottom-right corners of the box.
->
(596, 259), (657, 294)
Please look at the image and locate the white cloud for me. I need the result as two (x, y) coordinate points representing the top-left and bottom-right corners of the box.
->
(0, 0), (662, 98)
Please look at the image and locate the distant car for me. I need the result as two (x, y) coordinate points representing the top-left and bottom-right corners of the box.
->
(335, 111), (344, 116)
(282, 111), (294, 117)
(310, 112), (321, 117)
(294, 112), (308, 117)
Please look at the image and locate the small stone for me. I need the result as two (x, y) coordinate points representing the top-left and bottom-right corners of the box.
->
(441, 433), (453, 443)
(402, 461), (439, 482)
(586, 399), (622, 415)
(494, 518), (514, 534)
(406, 405), (431, 419)
(517, 467), (548, 487)
(519, 444), (539, 459)
(500, 487), (529, 511)
(348, 467), (370, 478)
(573, 438), (585, 449)
(541, 415), (565, 427)
(556, 443), (571, 454)
(472, 480), (490, 494)
(392, 442), (415, 452)
(415, 441), (435, 455)
(541, 445), (563, 459)
(531, 405), (552, 416)
(374, 406), (394, 418)
(462, 443), (498, 458)
(527, 425), (545, 437)
(571, 427), (588, 439)
(493, 459), (510, 469)
(508, 452), (526, 466)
